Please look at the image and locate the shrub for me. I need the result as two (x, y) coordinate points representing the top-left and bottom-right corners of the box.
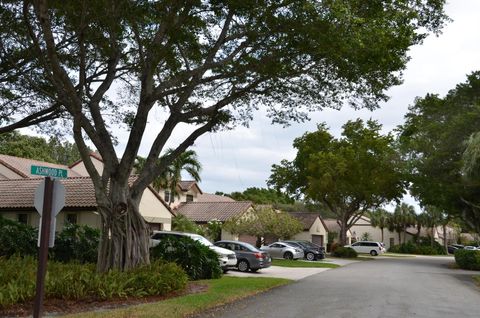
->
(0, 216), (37, 258)
(51, 224), (100, 263)
(388, 240), (446, 255)
(455, 249), (480, 270)
(150, 235), (222, 280)
(0, 257), (188, 308)
(332, 247), (357, 258)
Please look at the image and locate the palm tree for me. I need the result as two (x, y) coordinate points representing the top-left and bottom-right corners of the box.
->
(369, 208), (390, 243)
(423, 205), (443, 247)
(389, 203), (416, 244)
(134, 149), (202, 204)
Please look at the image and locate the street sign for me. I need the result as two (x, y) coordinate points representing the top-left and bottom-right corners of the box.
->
(31, 165), (68, 179)
(34, 179), (65, 247)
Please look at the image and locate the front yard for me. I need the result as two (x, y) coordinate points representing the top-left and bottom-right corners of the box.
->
(62, 277), (291, 318)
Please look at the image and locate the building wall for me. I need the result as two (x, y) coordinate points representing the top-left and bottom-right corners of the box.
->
(70, 156), (104, 176)
(292, 217), (328, 247)
(0, 164), (24, 179)
(1, 210), (100, 231)
(350, 217), (413, 249)
(139, 187), (173, 231)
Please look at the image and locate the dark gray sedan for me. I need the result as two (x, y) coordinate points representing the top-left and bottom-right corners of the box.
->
(214, 240), (272, 272)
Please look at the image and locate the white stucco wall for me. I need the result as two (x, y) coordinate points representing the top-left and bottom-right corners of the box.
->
(70, 156), (104, 176)
(0, 164), (24, 179)
(140, 188), (173, 230)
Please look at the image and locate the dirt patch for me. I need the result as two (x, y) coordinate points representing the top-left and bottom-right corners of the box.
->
(0, 282), (208, 317)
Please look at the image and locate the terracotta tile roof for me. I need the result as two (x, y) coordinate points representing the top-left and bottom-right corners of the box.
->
(0, 154), (82, 178)
(69, 152), (103, 168)
(288, 212), (320, 230)
(177, 180), (203, 194)
(0, 177), (96, 209)
(176, 201), (252, 222)
(323, 219), (339, 233)
(196, 193), (236, 203)
(0, 176), (173, 216)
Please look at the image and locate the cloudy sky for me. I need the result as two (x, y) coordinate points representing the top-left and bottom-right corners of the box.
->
(114, 1), (480, 210)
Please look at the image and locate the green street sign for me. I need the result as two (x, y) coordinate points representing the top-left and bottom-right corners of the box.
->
(31, 165), (68, 179)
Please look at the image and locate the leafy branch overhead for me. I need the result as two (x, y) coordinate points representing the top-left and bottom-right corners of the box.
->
(0, 1), (447, 271)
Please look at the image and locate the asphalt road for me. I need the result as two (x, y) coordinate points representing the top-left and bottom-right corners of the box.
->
(196, 256), (480, 318)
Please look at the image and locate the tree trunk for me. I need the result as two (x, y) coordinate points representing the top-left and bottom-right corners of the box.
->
(381, 228), (384, 243)
(339, 218), (348, 246)
(398, 231), (402, 244)
(96, 189), (150, 272)
(431, 226), (435, 247)
(442, 224), (448, 255)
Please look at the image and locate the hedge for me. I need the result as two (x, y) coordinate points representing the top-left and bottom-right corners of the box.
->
(454, 249), (480, 270)
(388, 241), (446, 255)
(332, 247), (357, 258)
(0, 256), (188, 308)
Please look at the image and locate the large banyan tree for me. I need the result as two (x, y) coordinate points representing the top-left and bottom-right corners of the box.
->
(0, 0), (447, 271)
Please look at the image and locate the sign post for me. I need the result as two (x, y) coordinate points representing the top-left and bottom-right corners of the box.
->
(31, 166), (67, 318)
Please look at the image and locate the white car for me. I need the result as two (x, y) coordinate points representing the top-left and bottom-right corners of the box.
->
(345, 241), (386, 256)
(150, 231), (237, 272)
(464, 246), (479, 251)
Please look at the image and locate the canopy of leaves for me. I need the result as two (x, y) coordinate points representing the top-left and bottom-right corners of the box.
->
(0, 131), (83, 165)
(223, 207), (303, 241)
(227, 187), (294, 205)
(398, 71), (480, 232)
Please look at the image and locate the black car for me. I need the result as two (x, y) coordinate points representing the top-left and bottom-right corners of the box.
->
(214, 240), (272, 272)
(282, 240), (325, 261)
(448, 244), (464, 254)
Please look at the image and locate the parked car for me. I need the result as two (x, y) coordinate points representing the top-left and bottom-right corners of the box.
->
(447, 245), (459, 254)
(345, 241), (386, 256)
(214, 240), (272, 272)
(150, 231), (237, 272)
(260, 242), (304, 260)
(282, 240), (325, 261)
(464, 245), (478, 251)
(451, 244), (464, 249)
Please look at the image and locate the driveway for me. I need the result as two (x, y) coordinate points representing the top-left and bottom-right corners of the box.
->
(197, 256), (480, 318)
(225, 258), (358, 280)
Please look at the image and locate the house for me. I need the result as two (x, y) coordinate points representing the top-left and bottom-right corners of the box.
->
(176, 201), (254, 242)
(323, 218), (353, 246)
(0, 154), (174, 231)
(163, 180), (204, 208)
(349, 216), (409, 249)
(288, 212), (329, 248)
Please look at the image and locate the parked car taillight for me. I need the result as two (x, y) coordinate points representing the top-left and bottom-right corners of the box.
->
(254, 252), (264, 259)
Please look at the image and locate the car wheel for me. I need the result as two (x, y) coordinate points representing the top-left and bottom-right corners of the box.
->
(306, 252), (315, 261)
(284, 252), (293, 260)
(250, 268), (259, 273)
(223, 268), (229, 274)
(237, 260), (249, 272)
(370, 250), (378, 256)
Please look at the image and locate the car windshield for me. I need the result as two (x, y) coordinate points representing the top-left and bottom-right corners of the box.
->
(298, 241), (317, 248)
(189, 234), (213, 246)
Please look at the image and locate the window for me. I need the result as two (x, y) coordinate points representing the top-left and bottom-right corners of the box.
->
(186, 194), (194, 202)
(65, 213), (77, 225)
(164, 191), (170, 203)
(17, 213), (28, 225)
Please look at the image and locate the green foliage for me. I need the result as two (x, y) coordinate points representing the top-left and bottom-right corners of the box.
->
(205, 219), (223, 242)
(0, 217), (37, 258)
(150, 236), (221, 280)
(223, 207), (303, 243)
(269, 119), (405, 244)
(172, 214), (205, 236)
(398, 72), (480, 233)
(388, 240), (446, 255)
(387, 203), (416, 243)
(454, 250), (480, 270)
(332, 247), (358, 258)
(51, 224), (100, 264)
(0, 131), (83, 165)
(228, 187), (294, 205)
(0, 257), (188, 308)
(360, 232), (372, 241)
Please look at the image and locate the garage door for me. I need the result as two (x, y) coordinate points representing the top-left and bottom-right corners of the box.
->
(312, 235), (324, 247)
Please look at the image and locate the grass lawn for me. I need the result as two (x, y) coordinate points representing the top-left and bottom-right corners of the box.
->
(474, 275), (480, 287)
(61, 276), (291, 318)
(272, 259), (339, 268)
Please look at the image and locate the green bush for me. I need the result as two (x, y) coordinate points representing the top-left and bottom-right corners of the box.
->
(455, 249), (480, 270)
(0, 216), (38, 258)
(51, 224), (100, 263)
(388, 240), (446, 255)
(332, 247), (357, 258)
(0, 256), (188, 308)
(150, 236), (222, 280)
